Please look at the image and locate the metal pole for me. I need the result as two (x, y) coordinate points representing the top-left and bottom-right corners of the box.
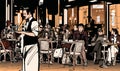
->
(11, 0), (13, 24)
(106, 2), (111, 38)
(106, 2), (111, 39)
(88, 4), (91, 23)
(104, 1), (107, 35)
(6, 0), (8, 26)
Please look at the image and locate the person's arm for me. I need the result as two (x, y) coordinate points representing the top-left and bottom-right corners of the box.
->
(17, 31), (34, 36)
(91, 35), (96, 42)
(117, 35), (120, 47)
(17, 21), (38, 37)
(84, 31), (88, 49)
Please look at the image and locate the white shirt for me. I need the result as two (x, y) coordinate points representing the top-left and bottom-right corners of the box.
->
(25, 17), (39, 36)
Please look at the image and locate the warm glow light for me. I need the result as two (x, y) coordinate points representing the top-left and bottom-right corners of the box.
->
(107, 2), (112, 4)
(39, 0), (43, 3)
(72, 8), (74, 17)
(74, 17), (77, 20)
(48, 15), (52, 20)
(39, 0), (44, 6)
(64, 9), (68, 24)
(68, 0), (75, 2)
(65, 5), (71, 7)
(46, 18), (48, 24)
(89, 0), (97, 2)
(69, 17), (72, 20)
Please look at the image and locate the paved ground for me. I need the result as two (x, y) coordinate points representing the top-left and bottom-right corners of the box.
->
(0, 61), (120, 71)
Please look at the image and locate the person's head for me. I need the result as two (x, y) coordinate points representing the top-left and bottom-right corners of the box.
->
(45, 27), (49, 32)
(111, 28), (118, 35)
(55, 27), (59, 32)
(38, 25), (43, 31)
(78, 24), (84, 32)
(73, 24), (78, 31)
(23, 7), (33, 20)
(98, 28), (103, 35)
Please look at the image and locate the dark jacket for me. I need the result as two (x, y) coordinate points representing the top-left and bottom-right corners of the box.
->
(73, 30), (88, 49)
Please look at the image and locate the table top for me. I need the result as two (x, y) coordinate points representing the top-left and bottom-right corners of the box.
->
(7, 39), (17, 41)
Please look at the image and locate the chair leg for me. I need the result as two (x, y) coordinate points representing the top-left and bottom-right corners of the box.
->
(0, 56), (1, 63)
(112, 54), (117, 66)
(65, 54), (67, 65)
(48, 54), (50, 67)
(76, 55), (81, 65)
(80, 55), (83, 65)
(64, 54), (68, 67)
(51, 53), (53, 64)
(3, 53), (6, 62)
(94, 53), (96, 62)
(9, 51), (12, 62)
(57, 58), (59, 63)
(72, 55), (76, 70)
(40, 54), (44, 63)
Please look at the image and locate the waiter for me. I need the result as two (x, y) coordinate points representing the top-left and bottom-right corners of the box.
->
(17, 7), (39, 71)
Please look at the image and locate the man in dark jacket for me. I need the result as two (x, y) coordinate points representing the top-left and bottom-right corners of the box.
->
(91, 28), (105, 64)
(73, 24), (88, 66)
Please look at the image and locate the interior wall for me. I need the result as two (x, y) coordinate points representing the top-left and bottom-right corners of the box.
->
(68, 6), (77, 30)
(109, 4), (120, 34)
(79, 6), (88, 25)
(91, 4), (105, 24)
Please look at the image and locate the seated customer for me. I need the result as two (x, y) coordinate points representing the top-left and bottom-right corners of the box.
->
(73, 24), (88, 66)
(91, 28), (105, 64)
(107, 28), (120, 66)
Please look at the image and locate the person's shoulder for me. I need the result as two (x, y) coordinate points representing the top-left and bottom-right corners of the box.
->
(83, 30), (88, 34)
(32, 18), (37, 22)
(117, 34), (120, 37)
(31, 18), (37, 21)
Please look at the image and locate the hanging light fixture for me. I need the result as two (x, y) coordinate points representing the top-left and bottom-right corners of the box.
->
(65, 4), (71, 7)
(39, 0), (44, 6)
(89, 0), (97, 2)
(68, 0), (75, 2)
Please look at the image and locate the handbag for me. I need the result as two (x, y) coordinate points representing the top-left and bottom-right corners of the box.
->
(53, 48), (63, 58)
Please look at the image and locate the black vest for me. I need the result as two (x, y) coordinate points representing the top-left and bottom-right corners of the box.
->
(24, 18), (38, 46)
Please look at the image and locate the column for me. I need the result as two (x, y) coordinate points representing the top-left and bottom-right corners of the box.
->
(11, 0), (13, 24)
(64, 9), (68, 25)
(6, 0), (8, 26)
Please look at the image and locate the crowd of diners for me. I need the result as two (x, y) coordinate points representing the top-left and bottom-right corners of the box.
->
(38, 23), (120, 67)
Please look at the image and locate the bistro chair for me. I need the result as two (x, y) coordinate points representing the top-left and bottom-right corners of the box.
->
(0, 39), (12, 62)
(38, 38), (53, 66)
(64, 40), (85, 69)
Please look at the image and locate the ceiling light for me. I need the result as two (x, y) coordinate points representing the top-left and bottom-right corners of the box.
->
(39, 0), (44, 6)
(68, 0), (75, 2)
(89, 0), (97, 2)
(65, 5), (71, 7)
(107, 2), (112, 4)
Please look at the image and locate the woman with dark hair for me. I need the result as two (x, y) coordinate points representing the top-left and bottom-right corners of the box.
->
(107, 28), (120, 66)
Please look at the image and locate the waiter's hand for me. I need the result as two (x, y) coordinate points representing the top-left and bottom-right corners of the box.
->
(16, 31), (25, 35)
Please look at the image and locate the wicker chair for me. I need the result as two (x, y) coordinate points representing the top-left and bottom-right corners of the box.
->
(64, 40), (85, 68)
(0, 39), (12, 62)
(38, 38), (53, 66)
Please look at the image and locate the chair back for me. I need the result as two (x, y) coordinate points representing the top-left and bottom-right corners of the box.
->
(73, 40), (84, 53)
(38, 39), (49, 51)
(0, 39), (6, 50)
